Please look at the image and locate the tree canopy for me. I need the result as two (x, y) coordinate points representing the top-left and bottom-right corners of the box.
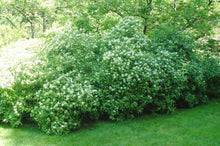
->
(0, 0), (219, 40)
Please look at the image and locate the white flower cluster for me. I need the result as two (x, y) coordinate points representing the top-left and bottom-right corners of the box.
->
(96, 17), (188, 120)
(96, 18), (157, 120)
(0, 39), (44, 88)
(31, 71), (98, 135)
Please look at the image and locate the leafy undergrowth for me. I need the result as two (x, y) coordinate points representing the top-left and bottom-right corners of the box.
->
(0, 99), (220, 146)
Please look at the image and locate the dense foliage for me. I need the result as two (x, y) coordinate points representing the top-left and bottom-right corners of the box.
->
(1, 0), (219, 39)
(0, 16), (219, 135)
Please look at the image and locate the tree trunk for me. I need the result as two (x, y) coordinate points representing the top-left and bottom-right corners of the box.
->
(208, 0), (212, 6)
(143, 19), (148, 34)
(30, 22), (35, 38)
(143, 25), (147, 34)
(43, 12), (46, 32)
(174, 0), (177, 11)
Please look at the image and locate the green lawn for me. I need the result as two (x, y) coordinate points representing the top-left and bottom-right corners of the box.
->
(0, 99), (220, 146)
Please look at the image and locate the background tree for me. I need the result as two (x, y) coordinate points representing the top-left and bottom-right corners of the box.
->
(73, 0), (218, 38)
(0, 0), (219, 41)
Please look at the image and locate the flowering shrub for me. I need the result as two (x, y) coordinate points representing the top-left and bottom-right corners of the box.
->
(0, 88), (20, 127)
(97, 48), (154, 120)
(147, 50), (186, 113)
(177, 60), (208, 107)
(31, 71), (99, 135)
(0, 91), (26, 127)
(201, 55), (220, 98)
(29, 29), (100, 135)
(0, 39), (45, 127)
(150, 24), (220, 107)
(0, 16), (219, 135)
(97, 48), (185, 119)
(95, 17), (186, 120)
(150, 24), (195, 60)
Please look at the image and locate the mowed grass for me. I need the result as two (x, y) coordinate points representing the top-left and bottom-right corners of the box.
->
(0, 99), (220, 146)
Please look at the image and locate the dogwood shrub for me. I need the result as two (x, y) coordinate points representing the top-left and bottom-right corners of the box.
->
(0, 16), (219, 135)
(31, 71), (99, 135)
(95, 17), (186, 120)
